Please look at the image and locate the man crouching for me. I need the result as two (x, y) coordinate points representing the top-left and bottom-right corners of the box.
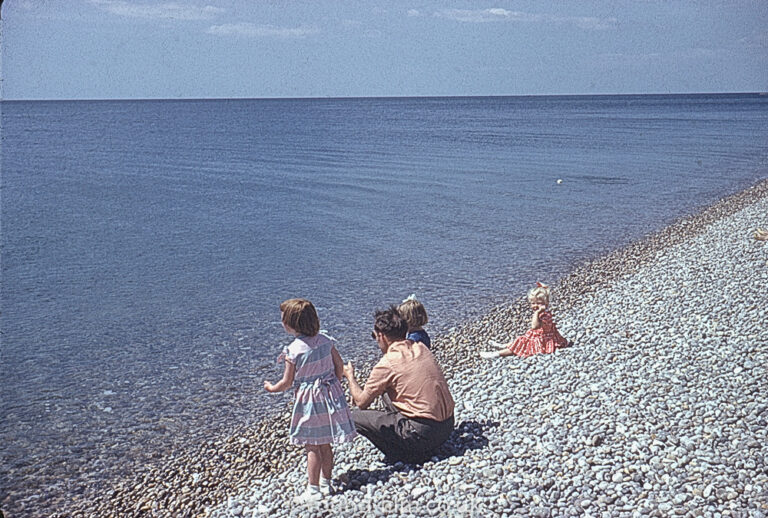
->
(343, 306), (455, 463)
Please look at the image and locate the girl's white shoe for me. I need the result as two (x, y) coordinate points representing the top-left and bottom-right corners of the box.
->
(479, 350), (500, 359)
(294, 485), (323, 504)
(489, 340), (506, 348)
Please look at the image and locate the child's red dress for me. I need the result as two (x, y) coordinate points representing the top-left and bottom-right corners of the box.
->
(507, 310), (568, 357)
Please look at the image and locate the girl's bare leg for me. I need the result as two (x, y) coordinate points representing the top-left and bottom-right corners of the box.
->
(319, 444), (333, 480)
(305, 445), (322, 486)
(498, 347), (515, 357)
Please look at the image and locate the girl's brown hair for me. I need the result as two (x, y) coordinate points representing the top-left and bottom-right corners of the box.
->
(280, 298), (320, 336)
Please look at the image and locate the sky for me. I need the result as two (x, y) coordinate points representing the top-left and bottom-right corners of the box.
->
(1, 0), (767, 100)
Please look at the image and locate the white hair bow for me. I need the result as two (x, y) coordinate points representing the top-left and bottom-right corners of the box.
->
(402, 294), (417, 303)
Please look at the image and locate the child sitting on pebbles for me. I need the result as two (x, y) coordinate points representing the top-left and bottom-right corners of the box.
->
(480, 282), (568, 359)
(398, 295), (432, 349)
(264, 298), (357, 504)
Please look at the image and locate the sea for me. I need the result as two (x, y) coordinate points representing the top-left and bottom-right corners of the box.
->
(2, 94), (767, 510)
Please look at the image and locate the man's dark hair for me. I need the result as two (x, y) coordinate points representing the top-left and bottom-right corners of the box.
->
(373, 306), (409, 340)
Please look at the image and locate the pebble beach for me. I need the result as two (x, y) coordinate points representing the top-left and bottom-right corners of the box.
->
(28, 179), (768, 517)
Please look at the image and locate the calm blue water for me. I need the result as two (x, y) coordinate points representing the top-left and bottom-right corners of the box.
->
(2, 94), (767, 507)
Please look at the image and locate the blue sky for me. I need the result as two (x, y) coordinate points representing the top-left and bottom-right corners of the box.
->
(2, 1), (766, 100)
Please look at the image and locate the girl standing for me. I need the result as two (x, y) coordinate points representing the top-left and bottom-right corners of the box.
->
(480, 283), (568, 358)
(264, 298), (357, 503)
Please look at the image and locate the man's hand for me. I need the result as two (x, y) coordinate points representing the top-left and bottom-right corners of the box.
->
(343, 361), (373, 409)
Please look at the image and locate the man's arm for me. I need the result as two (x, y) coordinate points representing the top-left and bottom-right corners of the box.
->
(343, 361), (376, 409)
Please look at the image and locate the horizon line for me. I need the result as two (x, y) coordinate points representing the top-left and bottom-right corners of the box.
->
(1, 91), (765, 103)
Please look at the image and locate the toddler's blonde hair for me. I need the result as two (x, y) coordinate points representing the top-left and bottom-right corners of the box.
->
(527, 283), (551, 306)
(398, 298), (429, 329)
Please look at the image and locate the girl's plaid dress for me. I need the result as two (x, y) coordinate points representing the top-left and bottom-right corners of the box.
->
(507, 310), (568, 358)
(282, 333), (357, 445)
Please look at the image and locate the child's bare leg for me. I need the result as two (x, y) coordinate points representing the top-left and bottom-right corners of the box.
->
(305, 445), (322, 486)
(319, 444), (333, 480)
(481, 343), (514, 358)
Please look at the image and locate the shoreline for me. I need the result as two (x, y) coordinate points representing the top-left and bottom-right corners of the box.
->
(213, 180), (768, 516)
(16, 178), (768, 517)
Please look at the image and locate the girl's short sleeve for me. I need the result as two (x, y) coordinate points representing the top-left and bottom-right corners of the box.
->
(284, 346), (296, 364)
(284, 339), (303, 364)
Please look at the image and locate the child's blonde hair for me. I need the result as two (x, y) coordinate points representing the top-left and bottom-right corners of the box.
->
(527, 283), (551, 306)
(280, 298), (320, 336)
(398, 298), (429, 329)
